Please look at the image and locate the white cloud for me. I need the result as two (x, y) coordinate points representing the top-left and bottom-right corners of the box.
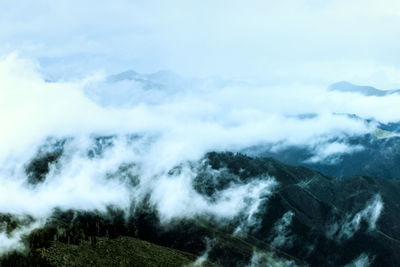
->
(270, 211), (295, 249)
(344, 253), (374, 267)
(0, 219), (43, 256)
(152, 171), (277, 222)
(306, 142), (364, 164)
(327, 194), (384, 241)
(247, 250), (299, 267)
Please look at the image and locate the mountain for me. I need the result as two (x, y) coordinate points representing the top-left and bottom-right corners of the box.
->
(2, 151), (400, 266)
(243, 114), (400, 179)
(83, 70), (251, 107)
(200, 152), (400, 266)
(246, 133), (400, 179)
(328, 81), (400, 96)
(106, 70), (186, 91)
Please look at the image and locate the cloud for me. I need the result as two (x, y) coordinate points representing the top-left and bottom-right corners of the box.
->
(305, 142), (364, 164)
(327, 194), (384, 241)
(152, 172), (277, 222)
(247, 250), (299, 267)
(3, 54), (392, 166)
(0, 218), (43, 256)
(190, 238), (215, 266)
(344, 253), (375, 267)
(232, 178), (278, 235)
(269, 211), (295, 249)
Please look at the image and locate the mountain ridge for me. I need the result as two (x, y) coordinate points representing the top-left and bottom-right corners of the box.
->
(329, 81), (400, 96)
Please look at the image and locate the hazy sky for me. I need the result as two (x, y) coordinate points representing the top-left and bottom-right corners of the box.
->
(1, 0), (400, 87)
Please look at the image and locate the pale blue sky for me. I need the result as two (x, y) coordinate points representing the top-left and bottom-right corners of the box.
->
(1, 0), (400, 87)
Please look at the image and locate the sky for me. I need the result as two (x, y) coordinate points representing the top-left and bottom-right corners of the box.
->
(1, 0), (400, 88)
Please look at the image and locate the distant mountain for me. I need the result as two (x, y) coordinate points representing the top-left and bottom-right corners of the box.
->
(329, 81), (400, 96)
(244, 114), (400, 179)
(105, 69), (245, 91)
(83, 70), (189, 107)
(106, 70), (186, 91)
(246, 133), (400, 179)
(84, 70), (249, 107)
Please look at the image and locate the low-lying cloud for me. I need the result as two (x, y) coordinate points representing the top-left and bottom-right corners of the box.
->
(327, 194), (384, 241)
(344, 253), (375, 267)
(269, 211), (295, 249)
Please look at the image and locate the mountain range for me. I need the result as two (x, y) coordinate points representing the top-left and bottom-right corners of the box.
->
(2, 149), (400, 266)
(329, 81), (400, 96)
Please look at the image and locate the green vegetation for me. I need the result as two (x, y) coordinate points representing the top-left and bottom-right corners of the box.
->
(37, 236), (200, 267)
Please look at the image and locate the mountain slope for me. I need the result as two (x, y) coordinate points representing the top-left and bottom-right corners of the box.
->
(2, 151), (400, 266)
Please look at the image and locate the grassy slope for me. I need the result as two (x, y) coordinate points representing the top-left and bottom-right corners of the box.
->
(36, 236), (202, 267)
